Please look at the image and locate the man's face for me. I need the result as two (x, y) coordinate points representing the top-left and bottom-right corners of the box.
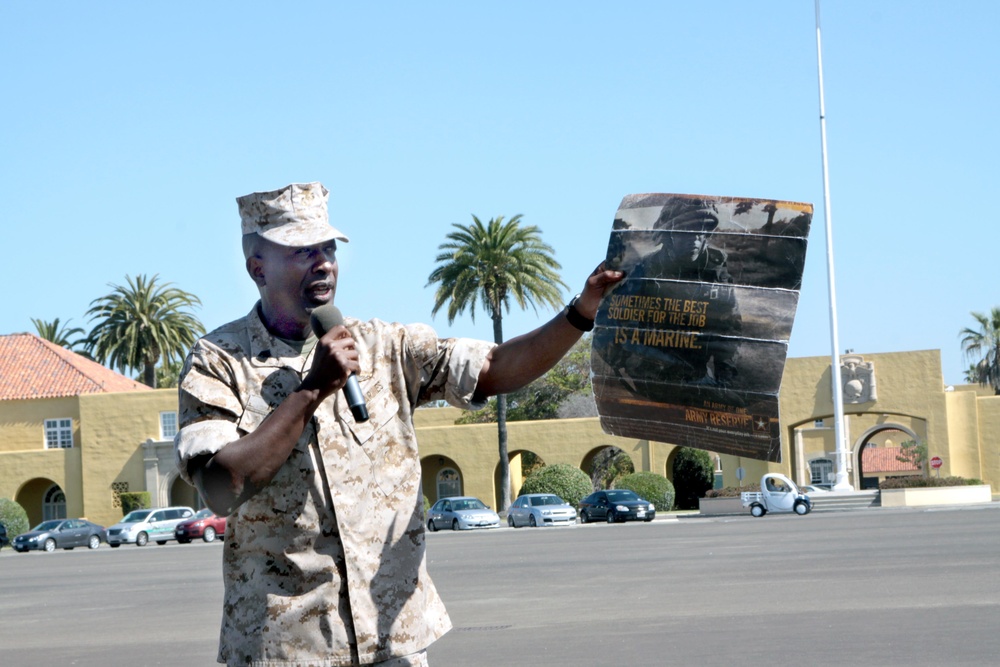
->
(249, 237), (339, 337)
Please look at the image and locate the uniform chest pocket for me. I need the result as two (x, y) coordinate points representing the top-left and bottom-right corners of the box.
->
(341, 384), (419, 500)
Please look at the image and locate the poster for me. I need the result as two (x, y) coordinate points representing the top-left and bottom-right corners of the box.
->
(592, 193), (812, 462)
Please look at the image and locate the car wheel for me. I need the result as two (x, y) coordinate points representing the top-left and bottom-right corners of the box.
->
(136, 532), (149, 547)
(794, 500), (810, 515)
(451, 519), (460, 531)
(203, 527), (217, 543)
(427, 519), (438, 533)
(529, 514), (537, 527)
(88, 535), (101, 549)
(750, 503), (766, 518)
(507, 515), (516, 528)
(579, 510), (589, 524)
(606, 511), (616, 524)
(44, 538), (56, 552)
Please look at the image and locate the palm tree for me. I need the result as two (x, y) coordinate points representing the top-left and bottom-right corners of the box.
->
(31, 317), (86, 352)
(959, 307), (1000, 395)
(84, 274), (205, 388)
(427, 215), (567, 512)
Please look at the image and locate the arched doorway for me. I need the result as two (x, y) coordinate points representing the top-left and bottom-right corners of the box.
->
(15, 477), (61, 527)
(437, 468), (462, 499)
(580, 445), (634, 491)
(43, 485), (67, 521)
(853, 423), (921, 489)
(493, 449), (547, 510)
(420, 455), (463, 506)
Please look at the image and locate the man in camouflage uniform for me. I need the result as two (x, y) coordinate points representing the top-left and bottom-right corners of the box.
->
(174, 182), (622, 666)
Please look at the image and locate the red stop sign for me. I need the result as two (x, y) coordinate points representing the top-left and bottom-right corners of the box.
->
(930, 456), (943, 469)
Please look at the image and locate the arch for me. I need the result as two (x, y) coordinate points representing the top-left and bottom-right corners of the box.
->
(170, 474), (200, 509)
(852, 422), (920, 490)
(420, 455), (462, 506)
(496, 449), (547, 503)
(579, 445), (634, 491)
(15, 477), (60, 527)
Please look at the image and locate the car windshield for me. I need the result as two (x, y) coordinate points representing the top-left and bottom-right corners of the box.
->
(453, 498), (486, 511)
(121, 510), (152, 523)
(194, 509), (214, 519)
(606, 490), (639, 502)
(33, 520), (63, 531)
(530, 495), (564, 507)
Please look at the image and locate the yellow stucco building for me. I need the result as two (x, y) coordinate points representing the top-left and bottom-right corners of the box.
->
(1, 333), (996, 529)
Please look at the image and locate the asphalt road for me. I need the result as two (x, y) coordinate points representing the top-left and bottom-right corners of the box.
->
(1, 504), (998, 666)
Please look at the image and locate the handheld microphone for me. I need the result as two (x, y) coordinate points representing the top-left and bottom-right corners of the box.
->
(310, 304), (370, 423)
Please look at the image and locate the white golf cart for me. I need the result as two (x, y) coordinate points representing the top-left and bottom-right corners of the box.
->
(741, 473), (812, 517)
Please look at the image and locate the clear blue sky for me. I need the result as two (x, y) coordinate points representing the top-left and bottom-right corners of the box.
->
(2, 2), (996, 386)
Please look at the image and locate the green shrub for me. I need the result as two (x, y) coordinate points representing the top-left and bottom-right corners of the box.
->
(672, 448), (715, 510)
(0, 498), (30, 538)
(879, 475), (984, 489)
(519, 464), (592, 508)
(616, 472), (675, 511)
(120, 491), (151, 515)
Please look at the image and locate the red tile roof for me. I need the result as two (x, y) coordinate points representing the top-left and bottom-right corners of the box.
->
(0, 333), (151, 400)
(861, 446), (921, 473)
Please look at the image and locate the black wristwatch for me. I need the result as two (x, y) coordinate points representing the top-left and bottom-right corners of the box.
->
(565, 294), (595, 332)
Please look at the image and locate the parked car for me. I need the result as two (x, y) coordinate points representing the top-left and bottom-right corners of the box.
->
(106, 506), (195, 547)
(0, 521), (8, 551)
(507, 493), (578, 528)
(801, 484), (831, 494)
(12, 518), (107, 552)
(175, 508), (227, 543)
(579, 489), (656, 524)
(427, 496), (500, 531)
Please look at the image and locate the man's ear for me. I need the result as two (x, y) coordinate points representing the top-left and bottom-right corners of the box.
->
(247, 256), (266, 287)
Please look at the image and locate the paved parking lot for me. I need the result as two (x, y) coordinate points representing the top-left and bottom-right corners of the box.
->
(1, 504), (998, 666)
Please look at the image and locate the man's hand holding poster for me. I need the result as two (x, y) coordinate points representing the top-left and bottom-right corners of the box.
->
(592, 193), (812, 463)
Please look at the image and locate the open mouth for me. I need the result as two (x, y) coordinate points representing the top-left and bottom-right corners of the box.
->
(306, 282), (334, 303)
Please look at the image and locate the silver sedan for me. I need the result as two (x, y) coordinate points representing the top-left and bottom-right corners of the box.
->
(507, 493), (578, 527)
(427, 496), (500, 531)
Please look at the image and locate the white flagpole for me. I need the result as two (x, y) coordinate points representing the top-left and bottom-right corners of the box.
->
(815, 0), (853, 490)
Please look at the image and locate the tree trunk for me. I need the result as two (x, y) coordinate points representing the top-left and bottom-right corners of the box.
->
(143, 361), (157, 388)
(492, 313), (511, 513)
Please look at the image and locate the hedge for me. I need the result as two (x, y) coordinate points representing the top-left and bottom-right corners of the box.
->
(0, 498), (30, 538)
(120, 491), (152, 515)
(616, 472), (675, 511)
(519, 464), (592, 508)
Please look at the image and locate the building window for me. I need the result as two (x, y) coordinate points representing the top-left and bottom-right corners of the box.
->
(160, 411), (178, 439)
(814, 418), (825, 428)
(43, 485), (67, 521)
(810, 458), (834, 485)
(437, 468), (461, 500)
(44, 418), (74, 449)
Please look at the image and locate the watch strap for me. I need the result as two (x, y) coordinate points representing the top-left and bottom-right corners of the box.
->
(565, 295), (595, 332)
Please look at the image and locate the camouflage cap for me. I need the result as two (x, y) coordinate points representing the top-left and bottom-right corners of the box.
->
(237, 182), (349, 247)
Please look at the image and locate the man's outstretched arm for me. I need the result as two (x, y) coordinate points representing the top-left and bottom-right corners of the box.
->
(474, 264), (624, 399)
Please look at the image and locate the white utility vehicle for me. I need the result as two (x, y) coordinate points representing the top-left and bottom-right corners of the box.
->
(741, 473), (812, 517)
